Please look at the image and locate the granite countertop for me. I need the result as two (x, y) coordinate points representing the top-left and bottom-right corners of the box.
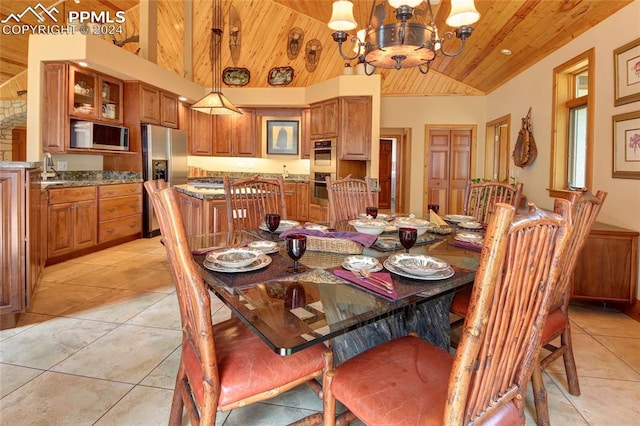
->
(0, 161), (43, 169)
(174, 184), (226, 200)
(41, 171), (142, 189)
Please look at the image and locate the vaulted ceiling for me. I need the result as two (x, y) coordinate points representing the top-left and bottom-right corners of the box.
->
(0, 0), (632, 100)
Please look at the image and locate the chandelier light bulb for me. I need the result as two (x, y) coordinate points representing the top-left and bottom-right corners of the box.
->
(446, 0), (480, 27)
(328, 0), (358, 31)
(388, 0), (423, 8)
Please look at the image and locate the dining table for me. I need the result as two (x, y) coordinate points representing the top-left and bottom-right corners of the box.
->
(191, 219), (483, 364)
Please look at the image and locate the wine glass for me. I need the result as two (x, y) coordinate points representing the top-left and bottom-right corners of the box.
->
(398, 227), (418, 253)
(285, 234), (307, 273)
(265, 213), (280, 234)
(365, 206), (378, 219)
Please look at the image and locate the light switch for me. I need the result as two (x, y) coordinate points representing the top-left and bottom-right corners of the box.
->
(57, 161), (68, 171)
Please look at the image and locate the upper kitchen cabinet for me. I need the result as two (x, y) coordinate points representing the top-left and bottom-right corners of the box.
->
(212, 108), (257, 157)
(301, 108), (311, 159)
(190, 110), (213, 156)
(136, 83), (179, 128)
(338, 96), (372, 160)
(68, 64), (123, 124)
(310, 96), (372, 160)
(310, 98), (338, 139)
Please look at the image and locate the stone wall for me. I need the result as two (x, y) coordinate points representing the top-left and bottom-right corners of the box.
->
(0, 100), (27, 161)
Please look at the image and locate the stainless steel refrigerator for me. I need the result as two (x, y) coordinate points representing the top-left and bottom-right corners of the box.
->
(142, 124), (188, 237)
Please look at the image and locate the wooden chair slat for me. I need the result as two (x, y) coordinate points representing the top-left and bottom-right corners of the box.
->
(223, 175), (287, 232)
(325, 174), (374, 222)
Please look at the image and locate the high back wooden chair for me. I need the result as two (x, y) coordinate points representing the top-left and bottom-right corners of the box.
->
(223, 175), (287, 231)
(463, 180), (524, 224)
(531, 189), (607, 426)
(323, 202), (569, 425)
(325, 174), (374, 222)
(143, 181), (331, 425)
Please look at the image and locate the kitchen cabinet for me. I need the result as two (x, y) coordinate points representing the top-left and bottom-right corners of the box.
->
(98, 183), (143, 244)
(0, 167), (45, 329)
(284, 182), (309, 222)
(68, 64), (123, 124)
(310, 96), (372, 160)
(572, 223), (638, 303)
(138, 83), (179, 128)
(190, 110), (213, 155)
(309, 203), (328, 223)
(301, 108), (311, 159)
(43, 63), (69, 152)
(310, 99), (338, 139)
(212, 108), (257, 157)
(176, 192), (229, 235)
(47, 186), (97, 259)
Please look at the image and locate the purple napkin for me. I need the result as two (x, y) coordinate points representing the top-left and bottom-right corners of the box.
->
(333, 269), (398, 299)
(449, 240), (483, 252)
(279, 228), (377, 248)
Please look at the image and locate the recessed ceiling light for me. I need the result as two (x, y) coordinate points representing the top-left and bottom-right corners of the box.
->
(501, 49), (512, 56)
(78, 61), (89, 67)
(178, 96), (188, 102)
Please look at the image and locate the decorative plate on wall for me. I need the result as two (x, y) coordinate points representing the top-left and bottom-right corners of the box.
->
(223, 67), (250, 86)
(267, 66), (294, 86)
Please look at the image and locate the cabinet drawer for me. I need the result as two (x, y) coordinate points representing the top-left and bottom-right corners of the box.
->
(48, 186), (96, 204)
(99, 195), (142, 221)
(98, 183), (142, 198)
(99, 215), (142, 243)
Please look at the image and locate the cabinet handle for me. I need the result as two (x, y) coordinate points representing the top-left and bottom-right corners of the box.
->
(105, 190), (115, 196)
(129, 204), (137, 209)
(107, 207), (116, 212)
(106, 228), (115, 234)
(129, 223), (138, 228)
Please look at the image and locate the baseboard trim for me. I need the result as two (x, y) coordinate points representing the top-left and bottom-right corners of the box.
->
(613, 300), (640, 323)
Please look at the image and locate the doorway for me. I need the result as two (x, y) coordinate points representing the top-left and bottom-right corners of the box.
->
(484, 115), (511, 181)
(424, 125), (477, 215)
(379, 128), (410, 214)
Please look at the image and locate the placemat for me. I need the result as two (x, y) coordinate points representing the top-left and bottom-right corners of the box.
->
(195, 252), (294, 289)
(372, 234), (436, 252)
(332, 264), (474, 301)
(449, 240), (483, 252)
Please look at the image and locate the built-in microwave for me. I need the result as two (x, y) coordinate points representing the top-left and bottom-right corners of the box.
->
(70, 120), (130, 151)
(311, 140), (337, 172)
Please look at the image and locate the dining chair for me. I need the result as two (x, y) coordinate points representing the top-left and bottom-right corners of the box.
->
(223, 175), (287, 231)
(462, 180), (524, 224)
(143, 181), (332, 425)
(325, 174), (374, 222)
(530, 189), (607, 426)
(323, 202), (569, 425)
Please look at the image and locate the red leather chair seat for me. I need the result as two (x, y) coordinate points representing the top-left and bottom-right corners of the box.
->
(184, 316), (326, 408)
(330, 335), (520, 425)
(450, 286), (472, 317)
(541, 308), (567, 343)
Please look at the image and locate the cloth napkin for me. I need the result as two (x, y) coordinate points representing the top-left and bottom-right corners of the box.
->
(279, 228), (378, 248)
(333, 269), (398, 299)
(450, 240), (483, 252)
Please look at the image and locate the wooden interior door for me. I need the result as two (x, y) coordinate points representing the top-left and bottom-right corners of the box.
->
(378, 139), (392, 209)
(426, 128), (472, 215)
(12, 127), (26, 161)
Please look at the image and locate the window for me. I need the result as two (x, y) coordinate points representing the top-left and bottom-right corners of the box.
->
(550, 49), (594, 193)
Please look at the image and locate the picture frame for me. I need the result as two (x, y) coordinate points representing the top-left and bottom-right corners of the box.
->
(612, 111), (640, 179)
(266, 120), (299, 155)
(614, 37), (640, 106)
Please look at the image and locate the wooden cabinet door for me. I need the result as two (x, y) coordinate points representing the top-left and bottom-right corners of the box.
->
(98, 75), (123, 124)
(283, 182), (297, 220)
(301, 108), (311, 159)
(296, 182), (309, 222)
(234, 108), (257, 157)
(178, 102), (191, 132)
(190, 111), (213, 155)
(323, 99), (339, 138)
(339, 96), (371, 160)
(309, 203), (328, 223)
(68, 65), (98, 120)
(310, 103), (324, 139)
(43, 63), (68, 152)
(0, 170), (22, 318)
(48, 203), (74, 257)
(212, 115), (233, 156)
(177, 191), (204, 236)
(140, 84), (160, 124)
(160, 91), (179, 128)
(73, 200), (97, 250)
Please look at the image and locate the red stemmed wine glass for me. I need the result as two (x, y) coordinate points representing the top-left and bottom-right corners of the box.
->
(398, 227), (418, 253)
(285, 234), (307, 273)
(366, 206), (378, 219)
(265, 213), (280, 234)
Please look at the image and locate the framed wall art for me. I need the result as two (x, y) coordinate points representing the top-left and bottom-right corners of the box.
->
(266, 119), (299, 155)
(614, 37), (640, 106)
(612, 110), (640, 179)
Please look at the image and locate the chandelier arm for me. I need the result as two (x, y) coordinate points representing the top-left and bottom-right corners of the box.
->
(332, 32), (361, 61)
(364, 62), (376, 76)
(439, 27), (473, 57)
(418, 61), (432, 75)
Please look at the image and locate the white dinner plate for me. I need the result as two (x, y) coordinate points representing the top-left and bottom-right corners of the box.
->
(443, 214), (475, 223)
(342, 255), (383, 272)
(383, 260), (455, 281)
(206, 247), (263, 268)
(259, 220), (300, 234)
(203, 254), (272, 273)
(455, 232), (484, 244)
(247, 240), (280, 254)
(386, 253), (449, 277)
(458, 221), (484, 230)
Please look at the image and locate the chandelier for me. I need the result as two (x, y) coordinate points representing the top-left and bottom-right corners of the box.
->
(192, 0), (241, 115)
(328, 0), (480, 75)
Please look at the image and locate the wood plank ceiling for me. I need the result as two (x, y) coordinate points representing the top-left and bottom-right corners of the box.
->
(0, 0), (632, 100)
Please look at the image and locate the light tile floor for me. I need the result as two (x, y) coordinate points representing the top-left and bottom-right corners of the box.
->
(1, 237), (639, 425)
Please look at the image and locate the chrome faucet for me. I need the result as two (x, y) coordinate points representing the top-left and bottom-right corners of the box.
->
(41, 152), (57, 180)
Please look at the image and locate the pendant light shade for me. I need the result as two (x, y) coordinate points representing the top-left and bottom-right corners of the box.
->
(192, 0), (240, 115)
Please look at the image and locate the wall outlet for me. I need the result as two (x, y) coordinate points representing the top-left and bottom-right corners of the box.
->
(57, 161), (68, 171)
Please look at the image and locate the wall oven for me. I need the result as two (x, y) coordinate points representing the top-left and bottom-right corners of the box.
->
(311, 140), (337, 172)
(310, 171), (335, 206)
